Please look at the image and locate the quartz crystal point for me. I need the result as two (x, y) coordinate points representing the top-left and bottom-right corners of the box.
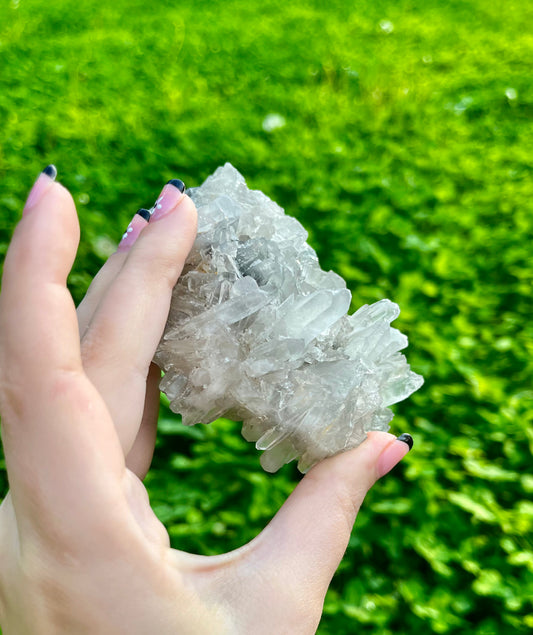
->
(155, 164), (423, 473)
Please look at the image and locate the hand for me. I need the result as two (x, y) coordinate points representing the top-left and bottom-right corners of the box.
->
(0, 167), (412, 634)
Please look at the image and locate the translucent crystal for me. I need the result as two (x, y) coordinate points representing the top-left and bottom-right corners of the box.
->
(155, 164), (423, 472)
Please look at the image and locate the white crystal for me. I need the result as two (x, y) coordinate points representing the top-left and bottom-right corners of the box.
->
(155, 164), (423, 472)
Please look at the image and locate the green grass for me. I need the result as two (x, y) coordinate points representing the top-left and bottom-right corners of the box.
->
(1, 0), (532, 633)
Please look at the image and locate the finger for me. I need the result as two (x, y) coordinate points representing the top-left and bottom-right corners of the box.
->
(76, 207), (153, 336)
(125, 363), (161, 479)
(0, 168), (124, 532)
(78, 208), (159, 475)
(80, 181), (197, 455)
(251, 432), (413, 600)
(77, 251), (128, 338)
(77, 217), (151, 478)
(0, 168), (82, 375)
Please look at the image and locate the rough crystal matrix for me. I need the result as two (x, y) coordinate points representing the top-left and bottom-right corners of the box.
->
(155, 164), (423, 473)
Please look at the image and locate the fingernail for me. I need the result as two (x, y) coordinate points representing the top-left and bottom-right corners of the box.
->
(397, 433), (413, 450)
(376, 433), (413, 478)
(149, 179), (186, 222)
(24, 164), (58, 214)
(117, 208), (151, 252)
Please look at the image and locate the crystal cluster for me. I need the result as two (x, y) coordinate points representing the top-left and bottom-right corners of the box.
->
(155, 164), (423, 473)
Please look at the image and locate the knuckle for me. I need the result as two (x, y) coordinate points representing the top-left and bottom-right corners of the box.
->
(80, 325), (106, 368)
(329, 478), (362, 534)
(135, 248), (186, 293)
(0, 373), (26, 422)
(46, 367), (87, 402)
(307, 469), (365, 533)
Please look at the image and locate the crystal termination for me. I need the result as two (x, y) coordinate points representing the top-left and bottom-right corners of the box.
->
(155, 164), (423, 473)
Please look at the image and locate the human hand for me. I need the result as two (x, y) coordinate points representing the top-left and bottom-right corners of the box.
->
(0, 167), (413, 634)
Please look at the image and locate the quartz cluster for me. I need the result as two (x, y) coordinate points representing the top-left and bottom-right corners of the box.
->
(155, 164), (423, 473)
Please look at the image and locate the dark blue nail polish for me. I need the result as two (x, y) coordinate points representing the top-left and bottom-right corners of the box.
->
(136, 208), (151, 222)
(397, 433), (413, 450)
(42, 165), (57, 180)
(166, 179), (186, 193)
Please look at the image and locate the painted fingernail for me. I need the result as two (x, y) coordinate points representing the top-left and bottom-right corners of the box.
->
(117, 208), (151, 252)
(377, 433), (413, 478)
(397, 433), (413, 450)
(149, 179), (186, 222)
(24, 164), (58, 214)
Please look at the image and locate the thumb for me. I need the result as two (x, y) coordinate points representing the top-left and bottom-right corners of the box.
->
(253, 431), (413, 598)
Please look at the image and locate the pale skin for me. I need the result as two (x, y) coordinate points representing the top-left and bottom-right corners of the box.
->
(0, 173), (411, 634)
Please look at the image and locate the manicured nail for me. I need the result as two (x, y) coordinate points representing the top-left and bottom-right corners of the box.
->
(24, 164), (57, 214)
(117, 208), (151, 252)
(376, 433), (413, 478)
(149, 179), (186, 222)
(397, 433), (413, 450)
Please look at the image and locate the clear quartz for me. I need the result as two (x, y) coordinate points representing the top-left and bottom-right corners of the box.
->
(155, 164), (424, 472)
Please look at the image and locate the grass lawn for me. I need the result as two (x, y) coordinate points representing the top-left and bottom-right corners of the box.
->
(0, 0), (532, 632)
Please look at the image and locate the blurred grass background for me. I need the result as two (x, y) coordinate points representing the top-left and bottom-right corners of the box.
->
(0, 0), (532, 633)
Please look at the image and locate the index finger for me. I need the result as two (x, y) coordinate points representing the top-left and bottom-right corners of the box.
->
(0, 169), (125, 537)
